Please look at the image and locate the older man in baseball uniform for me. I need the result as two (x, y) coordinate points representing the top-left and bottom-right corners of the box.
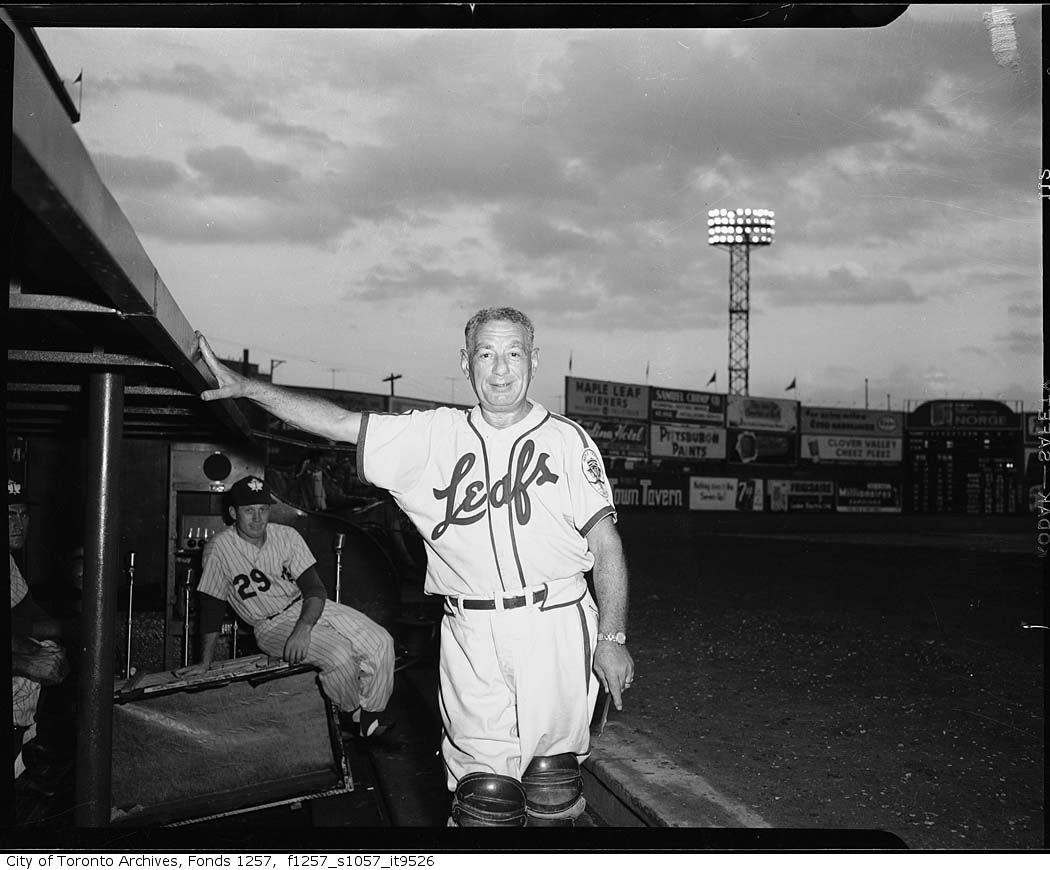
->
(181, 474), (395, 738)
(196, 307), (634, 826)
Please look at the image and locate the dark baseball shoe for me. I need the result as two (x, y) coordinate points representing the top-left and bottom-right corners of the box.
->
(339, 708), (394, 739)
(358, 709), (394, 738)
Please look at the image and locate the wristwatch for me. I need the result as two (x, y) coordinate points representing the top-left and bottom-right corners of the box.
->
(597, 631), (627, 645)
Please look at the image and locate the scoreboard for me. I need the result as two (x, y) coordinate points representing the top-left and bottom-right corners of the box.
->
(905, 401), (1021, 515)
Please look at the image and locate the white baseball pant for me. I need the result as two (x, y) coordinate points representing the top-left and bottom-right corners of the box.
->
(254, 599), (395, 714)
(438, 577), (600, 790)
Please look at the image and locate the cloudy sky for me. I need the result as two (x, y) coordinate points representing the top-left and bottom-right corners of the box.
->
(37, 5), (1042, 414)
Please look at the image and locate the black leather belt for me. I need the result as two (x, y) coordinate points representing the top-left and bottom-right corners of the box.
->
(448, 589), (546, 610)
(265, 596), (302, 620)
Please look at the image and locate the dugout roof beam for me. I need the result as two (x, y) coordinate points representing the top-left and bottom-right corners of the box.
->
(2, 9), (252, 442)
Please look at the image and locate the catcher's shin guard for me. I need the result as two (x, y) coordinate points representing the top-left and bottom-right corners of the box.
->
(450, 772), (527, 827)
(521, 753), (585, 826)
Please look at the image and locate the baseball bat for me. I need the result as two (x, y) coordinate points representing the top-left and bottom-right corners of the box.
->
(124, 551), (136, 678)
(333, 532), (345, 602)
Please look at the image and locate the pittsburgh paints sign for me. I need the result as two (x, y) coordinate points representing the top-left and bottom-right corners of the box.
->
(566, 377), (649, 420)
(802, 435), (903, 463)
(651, 424), (727, 460)
(649, 388), (725, 425)
(801, 407), (904, 437)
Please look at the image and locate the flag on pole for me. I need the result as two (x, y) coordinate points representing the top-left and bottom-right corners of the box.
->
(568, 351), (573, 373)
(785, 378), (797, 391)
(706, 371), (716, 386)
(73, 69), (83, 118)
(645, 361), (650, 381)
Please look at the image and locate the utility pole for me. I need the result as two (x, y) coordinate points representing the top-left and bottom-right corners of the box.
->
(328, 368), (340, 389)
(383, 373), (402, 397)
(864, 378), (869, 410)
(269, 359), (285, 382)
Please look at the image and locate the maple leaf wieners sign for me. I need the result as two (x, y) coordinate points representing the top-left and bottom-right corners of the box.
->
(566, 377), (648, 420)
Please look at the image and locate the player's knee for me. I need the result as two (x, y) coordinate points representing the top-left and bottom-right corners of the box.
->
(521, 754), (585, 826)
(378, 628), (395, 665)
(449, 772), (527, 827)
(327, 643), (356, 672)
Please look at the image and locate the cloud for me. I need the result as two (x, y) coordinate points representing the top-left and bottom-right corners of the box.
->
(1008, 302), (1042, 319)
(490, 210), (600, 259)
(92, 152), (183, 189)
(766, 264), (922, 307)
(996, 330), (1041, 355)
(185, 145), (302, 199)
(111, 60), (339, 147)
(349, 262), (510, 303)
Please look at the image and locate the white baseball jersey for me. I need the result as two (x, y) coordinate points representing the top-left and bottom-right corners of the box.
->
(357, 401), (617, 597)
(198, 524), (315, 627)
(359, 400), (615, 789)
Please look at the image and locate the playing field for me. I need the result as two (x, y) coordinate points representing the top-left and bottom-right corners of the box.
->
(615, 511), (1043, 849)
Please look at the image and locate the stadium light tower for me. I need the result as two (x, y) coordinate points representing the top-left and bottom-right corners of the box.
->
(707, 207), (775, 396)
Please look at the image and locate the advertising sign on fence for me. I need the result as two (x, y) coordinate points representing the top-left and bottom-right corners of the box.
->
(767, 479), (835, 512)
(608, 476), (687, 509)
(576, 418), (649, 458)
(649, 388), (726, 426)
(688, 476), (764, 511)
(566, 377), (649, 420)
(727, 395), (799, 433)
(727, 429), (797, 465)
(650, 423), (726, 461)
(802, 435), (903, 463)
(908, 400), (1019, 431)
(801, 406), (904, 437)
(836, 481), (902, 513)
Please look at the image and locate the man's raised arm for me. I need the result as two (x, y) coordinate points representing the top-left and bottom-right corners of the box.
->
(196, 332), (362, 444)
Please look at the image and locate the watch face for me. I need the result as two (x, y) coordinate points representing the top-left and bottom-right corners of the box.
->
(615, 632), (626, 644)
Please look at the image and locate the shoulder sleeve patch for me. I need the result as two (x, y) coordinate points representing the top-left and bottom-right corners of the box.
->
(581, 448), (609, 499)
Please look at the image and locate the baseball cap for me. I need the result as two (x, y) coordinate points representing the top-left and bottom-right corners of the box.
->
(227, 475), (274, 507)
(7, 479), (35, 505)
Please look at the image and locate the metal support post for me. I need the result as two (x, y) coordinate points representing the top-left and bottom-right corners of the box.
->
(75, 370), (124, 826)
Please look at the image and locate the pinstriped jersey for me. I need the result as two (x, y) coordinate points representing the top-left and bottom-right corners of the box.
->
(357, 401), (616, 598)
(198, 523), (316, 627)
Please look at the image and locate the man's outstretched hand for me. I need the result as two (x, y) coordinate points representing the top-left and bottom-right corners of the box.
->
(196, 332), (251, 402)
